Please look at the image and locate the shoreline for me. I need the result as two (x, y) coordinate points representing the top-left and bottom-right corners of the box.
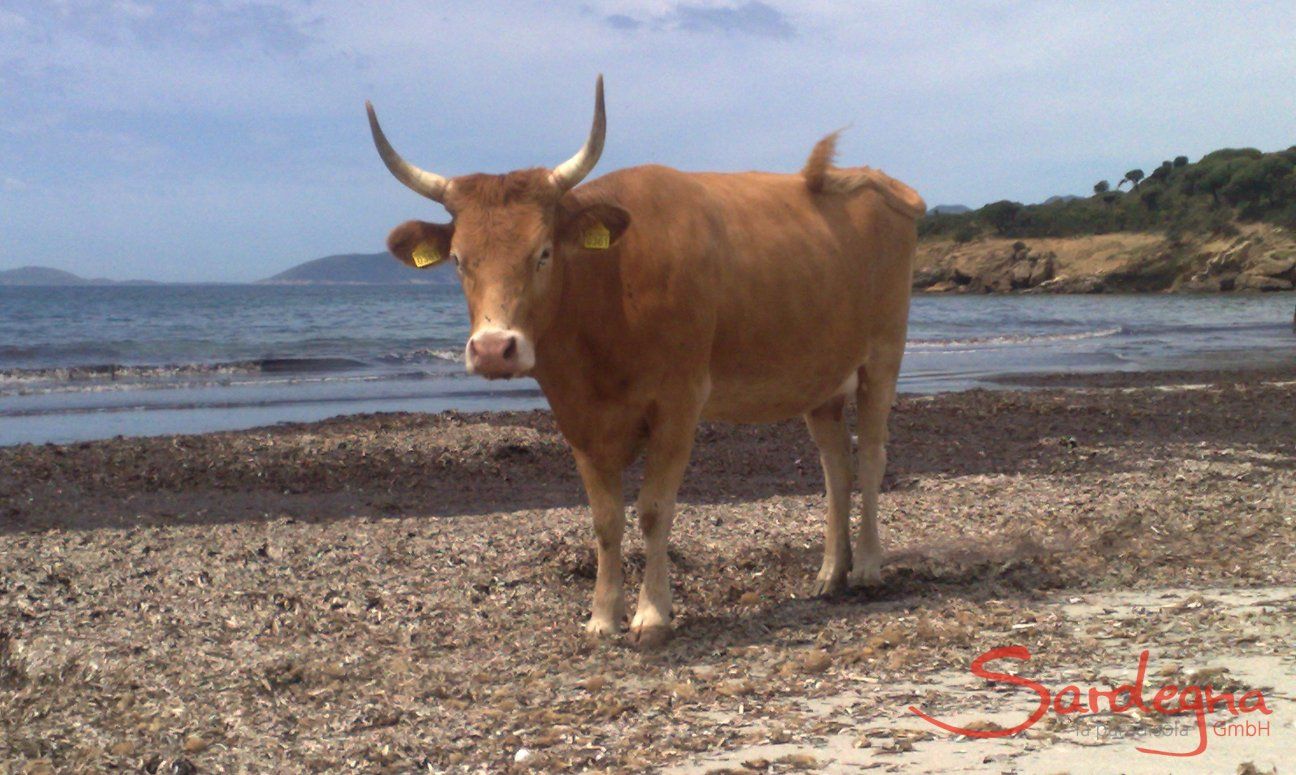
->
(2, 363), (1294, 771)
(5, 356), (1296, 449)
(6, 290), (1293, 447)
(985, 362), (1296, 388)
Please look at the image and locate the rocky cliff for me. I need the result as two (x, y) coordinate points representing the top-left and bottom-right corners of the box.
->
(914, 225), (1296, 293)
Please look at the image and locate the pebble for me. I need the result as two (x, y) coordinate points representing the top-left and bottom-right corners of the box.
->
(800, 649), (832, 674)
(181, 734), (209, 754)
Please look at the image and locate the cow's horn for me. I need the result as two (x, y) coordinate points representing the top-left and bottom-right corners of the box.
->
(366, 101), (450, 203)
(551, 75), (606, 192)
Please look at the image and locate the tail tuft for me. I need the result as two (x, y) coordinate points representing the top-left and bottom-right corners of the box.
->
(801, 131), (841, 193)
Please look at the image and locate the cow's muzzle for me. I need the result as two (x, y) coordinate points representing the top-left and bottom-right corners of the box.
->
(466, 329), (534, 379)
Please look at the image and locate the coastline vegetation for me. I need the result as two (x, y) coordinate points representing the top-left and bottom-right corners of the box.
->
(921, 145), (1296, 243)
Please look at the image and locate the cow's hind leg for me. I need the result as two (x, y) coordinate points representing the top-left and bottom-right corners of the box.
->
(805, 394), (853, 596)
(851, 352), (901, 586)
(631, 397), (704, 648)
(574, 453), (626, 637)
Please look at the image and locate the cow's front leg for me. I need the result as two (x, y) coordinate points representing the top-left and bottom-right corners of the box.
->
(631, 403), (702, 647)
(574, 453), (626, 637)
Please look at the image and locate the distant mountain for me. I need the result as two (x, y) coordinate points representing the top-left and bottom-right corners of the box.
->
(3, 253), (457, 286)
(0, 266), (92, 286)
(0, 266), (158, 286)
(930, 197), (1079, 216)
(261, 252), (456, 285)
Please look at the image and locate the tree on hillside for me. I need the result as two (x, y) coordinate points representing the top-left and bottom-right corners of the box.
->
(1173, 155), (1189, 168)
(1200, 148), (1262, 165)
(1199, 160), (1247, 205)
(1121, 169), (1145, 190)
(1221, 155), (1296, 212)
(1093, 180), (1110, 194)
(1149, 161), (1174, 183)
(1140, 186), (1163, 211)
(981, 200), (1023, 235)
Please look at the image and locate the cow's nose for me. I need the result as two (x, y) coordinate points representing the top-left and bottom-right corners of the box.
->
(467, 331), (520, 378)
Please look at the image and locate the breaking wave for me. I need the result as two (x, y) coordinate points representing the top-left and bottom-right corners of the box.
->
(0, 357), (367, 384)
(375, 348), (463, 364)
(0, 353), (466, 398)
(907, 326), (1125, 352)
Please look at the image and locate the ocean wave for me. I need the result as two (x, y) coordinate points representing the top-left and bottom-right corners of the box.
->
(0, 343), (126, 361)
(0, 356), (374, 383)
(1, 381), (543, 419)
(257, 357), (369, 373)
(375, 348), (463, 364)
(0, 357), (398, 396)
(0, 361), (261, 384)
(907, 326), (1125, 352)
(1, 371), (443, 399)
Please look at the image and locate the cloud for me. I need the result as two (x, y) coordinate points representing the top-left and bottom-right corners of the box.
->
(672, 1), (793, 38)
(5, 0), (312, 54)
(604, 1), (795, 38)
(604, 13), (642, 31)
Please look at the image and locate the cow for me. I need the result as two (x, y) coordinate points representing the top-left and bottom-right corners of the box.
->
(367, 77), (924, 646)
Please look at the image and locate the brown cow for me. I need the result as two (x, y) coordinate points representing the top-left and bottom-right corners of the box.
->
(368, 77), (924, 646)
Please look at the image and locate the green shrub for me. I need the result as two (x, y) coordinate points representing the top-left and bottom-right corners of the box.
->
(916, 144), (1296, 242)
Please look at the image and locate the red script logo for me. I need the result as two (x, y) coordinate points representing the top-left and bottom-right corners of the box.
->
(910, 646), (1272, 757)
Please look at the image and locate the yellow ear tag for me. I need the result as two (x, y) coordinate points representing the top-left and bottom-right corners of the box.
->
(411, 243), (442, 268)
(582, 222), (611, 250)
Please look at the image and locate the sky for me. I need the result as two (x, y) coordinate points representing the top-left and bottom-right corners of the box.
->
(1, 1), (1294, 282)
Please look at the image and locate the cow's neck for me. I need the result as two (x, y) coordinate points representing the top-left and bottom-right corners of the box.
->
(530, 250), (638, 438)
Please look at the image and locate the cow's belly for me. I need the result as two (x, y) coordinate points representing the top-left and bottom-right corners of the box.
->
(698, 261), (881, 423)
(700, 343), (866, 423)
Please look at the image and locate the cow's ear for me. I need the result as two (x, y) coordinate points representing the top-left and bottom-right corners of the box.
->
(557, 202), (631, 252)
(387, 220), (454, 269)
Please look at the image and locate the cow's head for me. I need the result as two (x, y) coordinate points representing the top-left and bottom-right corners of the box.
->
(368, 77), (629, 379)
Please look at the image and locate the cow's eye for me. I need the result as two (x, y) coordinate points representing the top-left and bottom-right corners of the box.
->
(450, 252), (462, 269)
(536, 245), (552, 269)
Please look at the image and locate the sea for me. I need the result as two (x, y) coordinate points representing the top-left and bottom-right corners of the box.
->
(1, 285), (1293, 446)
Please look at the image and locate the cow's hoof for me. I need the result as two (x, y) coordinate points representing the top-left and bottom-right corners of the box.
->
(629, 622), (673, 649)
(849, 563), (883, 588)
(812, 568), (849, 597)
(585, 616), (622, 639)
(629, 608), (672, 648)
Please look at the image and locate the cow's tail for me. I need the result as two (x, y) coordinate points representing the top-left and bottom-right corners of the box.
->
(801, 131), (926, 220)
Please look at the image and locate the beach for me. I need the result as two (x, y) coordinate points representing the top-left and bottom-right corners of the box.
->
(1, 365), (1294, 773)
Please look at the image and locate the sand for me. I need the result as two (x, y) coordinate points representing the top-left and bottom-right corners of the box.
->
(1, 366), (1293, 773)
